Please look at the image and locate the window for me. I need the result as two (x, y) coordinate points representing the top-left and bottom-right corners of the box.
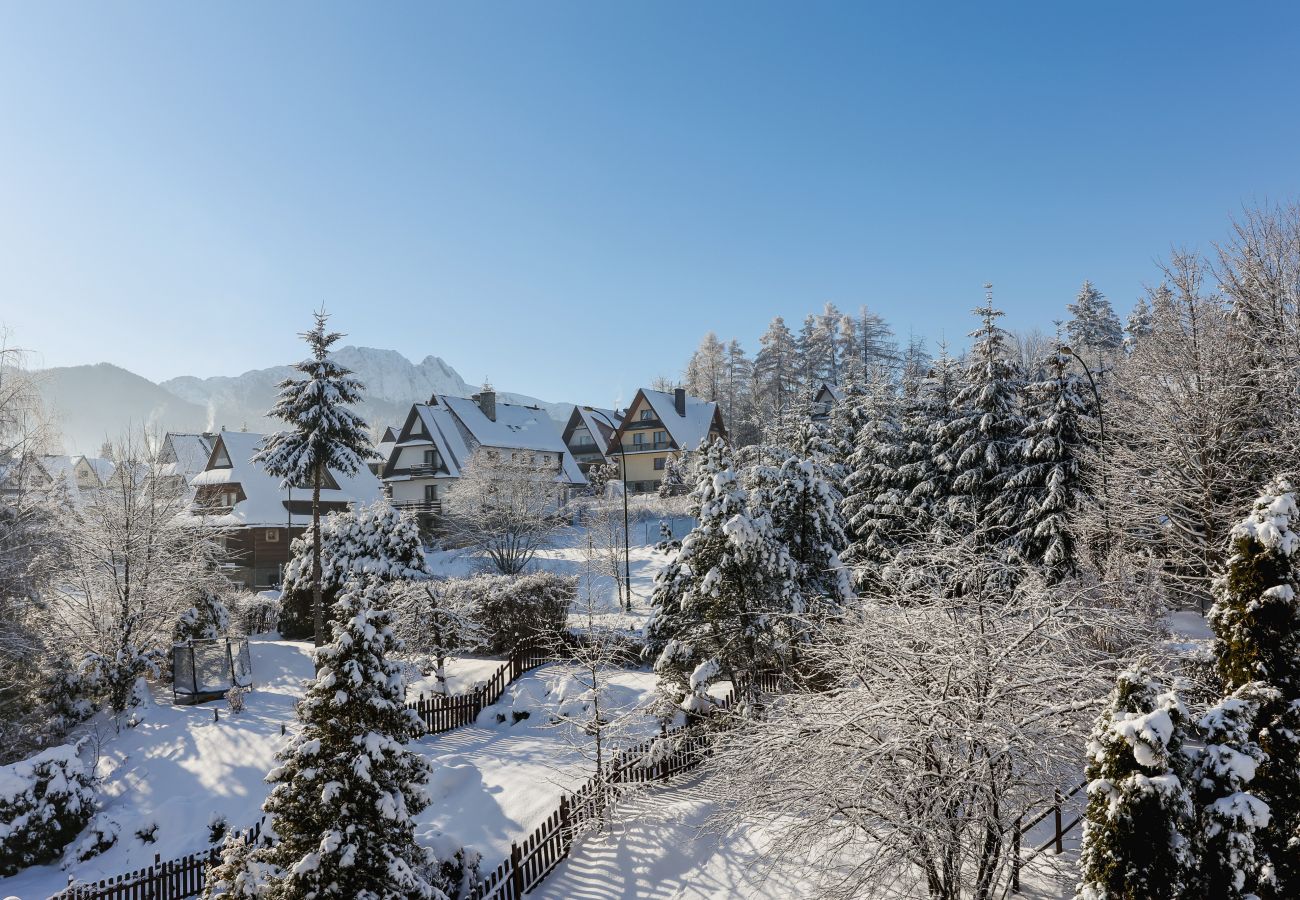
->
(654, 430), (668, 447)
(574, 432), (595, 446)
(265, 529), (279, 542)
(424, 484), (438, 502)
(640, 409), (654, 421)
(423, 449), (439, 468)
(654, 457), (665, 471)
(543, 454), (552, 464)
(633, 433), (647, 446)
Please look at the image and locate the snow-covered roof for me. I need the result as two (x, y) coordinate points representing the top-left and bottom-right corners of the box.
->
(569, 406), (623, 457)
(83, 456), (116, 485)
(637, 389), (723, 452)
(815, 382), (845, 404)
(160, 433), (214, 480)
(189, 431), (382, 527)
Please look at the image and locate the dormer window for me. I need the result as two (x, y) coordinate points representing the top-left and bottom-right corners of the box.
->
(640, 409), (654, 421)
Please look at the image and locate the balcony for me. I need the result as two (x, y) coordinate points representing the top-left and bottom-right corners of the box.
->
(623, 440), (672, 453)
(391, 499), (443, 515)
(405, 464), (442, 477)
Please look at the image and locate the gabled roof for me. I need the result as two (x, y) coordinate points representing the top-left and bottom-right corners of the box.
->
(612, 388), (727, 454)
(159, 433), (214, 481)
(189, 430), (382, 527)
(814, 381), (845, 404)
(564, 405), (623, 457)
(82, 456), (116, 485)
(385, 395), (586, 486)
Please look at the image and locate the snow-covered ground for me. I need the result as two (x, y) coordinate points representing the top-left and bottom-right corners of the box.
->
(0, 637), (666, 899)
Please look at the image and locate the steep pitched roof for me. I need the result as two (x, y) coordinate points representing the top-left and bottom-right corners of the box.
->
(566, 405), (623, 457)
(628, 389), (726, 452)
(189, 430), (381, 527)
(159, 433), (214, 481)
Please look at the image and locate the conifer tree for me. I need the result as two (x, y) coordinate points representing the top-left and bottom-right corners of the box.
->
(840, 379), (904, 590)
(904, 343), (961, 520)
(755, 316), (800, 428)
(1124, 296), (1154, 350)
(257, 576), (445, 900)
(1066, 279), (1124, 366)
(1192, 683), (1274, 900)
(1076, 669), (1194, 900)
(257, 311), (377, 646)
(646, 439), (800, 708)
(936, 290), (1025, 547)
(175, 586), (231, 642)
(1001, 347), (1091, 581)
(1209, 478), (1300, 896)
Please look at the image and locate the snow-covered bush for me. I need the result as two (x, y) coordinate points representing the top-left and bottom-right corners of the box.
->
(1076, 669), (1194, 900)
(174, 587), (231, 642)
(225, 685), (248, 714)
(72, 813), (119, 862)
(0, 744), (96, 875)
(433, 572), (574, 655)
(203, 832), (275, 900)
(279, 500), (430, 640)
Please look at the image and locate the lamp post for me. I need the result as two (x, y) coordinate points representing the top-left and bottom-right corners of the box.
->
(1059, 344), (1110, 544)
(614, 441), (632, 612)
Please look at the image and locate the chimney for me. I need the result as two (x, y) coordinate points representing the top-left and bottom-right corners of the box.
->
(674, 388), (686, 417)
(476, 387), (497, 422)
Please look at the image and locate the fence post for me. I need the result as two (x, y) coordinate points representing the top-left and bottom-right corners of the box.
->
(1054, 789), (1064, 854)
(510, 841), (525, 899)
(659, 723), (669, 781)
(558, 793), (572, 858)
(1011, 818), (1021, 893)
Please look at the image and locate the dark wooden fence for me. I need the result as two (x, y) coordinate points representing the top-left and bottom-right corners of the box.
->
(1010, 780), (1087, 893)
(469, 671), (784, 900)
(48, 822), (263, 900)
(407, 646), (556, 734)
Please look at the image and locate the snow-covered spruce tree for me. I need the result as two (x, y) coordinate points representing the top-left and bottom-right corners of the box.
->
(767, 422), (852, 623)
(839, 379), (905, 591)
(1192, 683), (1274, 900)
(824, 373), (869, 499)
(1000, 346), (1092, 582)
(1076, 669), (1194, 900)
(175, 587), (231, 642)
(1124, 296), (1154, 351)
(645, 438), (800, 710)
(1066, 279), (1124, 369)
(257, 576), (446, 900)
(901, 342), (961, 523)
(936, 290), (1025, 550)
(1209, 478), (1300, 896)
(256, 311), (376, 646)
(279, 500), (430, 639)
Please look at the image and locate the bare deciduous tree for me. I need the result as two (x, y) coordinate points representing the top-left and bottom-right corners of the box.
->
(444, 449), (565, 575)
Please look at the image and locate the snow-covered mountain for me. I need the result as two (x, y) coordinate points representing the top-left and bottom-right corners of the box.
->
(34, 347), (570, 454)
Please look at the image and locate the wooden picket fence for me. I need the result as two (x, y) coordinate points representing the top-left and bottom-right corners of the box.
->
(469, 671), (784, 900)
(48, 822), (263, 900)
(407, 645), (557, 734)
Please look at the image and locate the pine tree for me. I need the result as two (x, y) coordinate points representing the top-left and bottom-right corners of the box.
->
(1066, 280), (1124, 366)
(1209, 478), (1300, 897)
(1001, 347), (1091, 581)
(754, 317), (800, 430)
(1076, 669), (1194, 900)
(1125, 296), (1154, 351)
(645, 439), (800, 708)
(257, 311), (377, 646)
(279, 501), (431, 640)
(840, 378), (904, 590)
(257, 577), (445, 900)
(1192, 683), (1274, 900)
(905, 343), (961, 519)
(936, 290), (1025, 546)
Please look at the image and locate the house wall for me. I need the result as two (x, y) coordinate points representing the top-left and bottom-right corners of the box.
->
(218, 526), (305, 589)
(617, 451), (669, 493)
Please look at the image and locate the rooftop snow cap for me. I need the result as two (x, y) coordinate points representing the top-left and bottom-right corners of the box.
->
(475, 386), (497, 422)
(674, 388), (686, 417)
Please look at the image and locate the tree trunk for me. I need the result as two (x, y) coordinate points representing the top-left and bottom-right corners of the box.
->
(311, 462), (325, 647)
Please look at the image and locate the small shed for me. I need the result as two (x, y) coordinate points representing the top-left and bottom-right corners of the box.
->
(172, 638), (254, 705)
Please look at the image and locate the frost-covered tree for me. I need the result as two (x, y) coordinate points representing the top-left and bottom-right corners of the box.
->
(645, 439), (800, 709)
(1076, 669), (1194, 900)
(256, 577), (446, 900)
(766, 422), (852, 620)
(840, 379), (905, 590)
(444, 449), (565, 575)
(754, 316), (800, 430)
(684, 331), (727, 402)
(1002, 347), (1091, 581)
(1192, 683), (1274, 900)
(904, 343), (962, 520)
(256, 311), (376, 646)
(279, 501), (430, 639)
(936, 290), (1025, 547)
(0, 744), (97, 876)
(390, 580), (480, 697)
(1209, 478), (1300, 895)
(1066, 280), (1124, 367)
(1124, 296), (1154, 351)
(723, 339), (760, 446)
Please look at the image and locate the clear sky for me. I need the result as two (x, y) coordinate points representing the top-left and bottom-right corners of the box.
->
(1, 2), (1297, 406)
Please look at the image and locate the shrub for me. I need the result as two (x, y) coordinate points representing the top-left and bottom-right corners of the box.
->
(0, 744), (97, 875)
(437, 572), (575, 654)
(72, 813), (119, 862)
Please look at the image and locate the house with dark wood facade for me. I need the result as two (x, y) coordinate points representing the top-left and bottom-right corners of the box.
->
(561, 405), (623, 475)
(188, 430), (382, 589)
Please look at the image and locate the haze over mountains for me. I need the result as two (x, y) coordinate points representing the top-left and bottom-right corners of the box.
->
(31, 347), (570, 455)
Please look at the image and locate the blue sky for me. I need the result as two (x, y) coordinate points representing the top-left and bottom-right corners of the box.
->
(1, 2), (1297, 406)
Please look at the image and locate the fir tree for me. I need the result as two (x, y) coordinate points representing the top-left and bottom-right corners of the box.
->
(936, 290), (1025, 547)
(279, 501), (431, 640)
(1209, 478), (1300, 897)
(1066, 280), (1124, 365)
(754, 316), (800, 429)
(1001, 347), (1091, 581)
(256, 311), (377, 646)
(645, 439), (800, 708)
(175, 587), (231, 642)
(1192, 683), (1274, 900)
(1076, 669), (1194, 900)
(840, 379), (904, 590)
(905, 342), (961, 518)
(1124, 296), (1154, 351)
(257, 577), (445, 900)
